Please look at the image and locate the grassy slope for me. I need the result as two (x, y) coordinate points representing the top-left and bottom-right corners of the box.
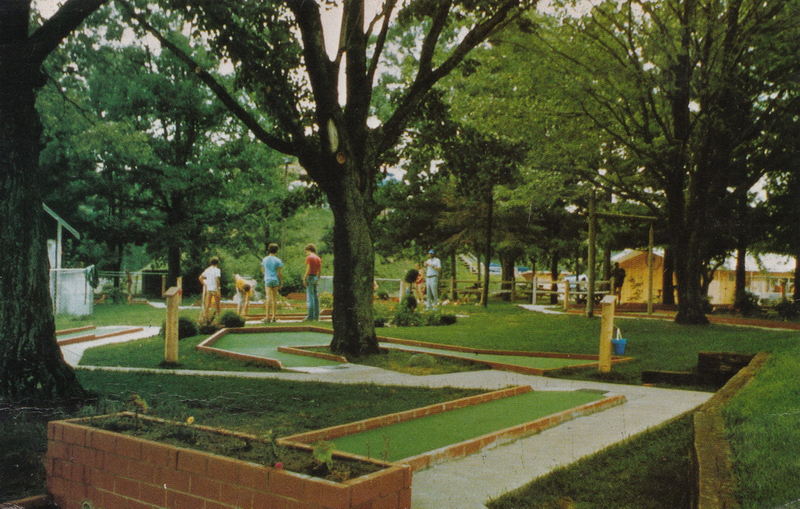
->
(723, 345), (800, 508)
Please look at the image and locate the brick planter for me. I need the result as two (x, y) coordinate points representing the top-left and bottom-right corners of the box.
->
(45, 414), (411, 509)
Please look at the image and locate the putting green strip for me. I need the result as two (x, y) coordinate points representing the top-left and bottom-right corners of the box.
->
(328, 390), (605, 462)
(206, 330), (605, 372)
(210, 332), (340, 367)
(386, 345), (591, 370)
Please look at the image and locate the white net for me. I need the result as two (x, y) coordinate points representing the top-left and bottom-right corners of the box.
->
(50, 267), (94, 316)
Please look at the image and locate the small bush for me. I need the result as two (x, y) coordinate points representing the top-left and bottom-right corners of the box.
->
(422, 311), (458, 326)
(735, 291), (763, 317)
(774, 299), (799, 320)
(220, 311), (246, 328)
(439, 314), (457, 325)
(197, 317), (222, 335)
(392, 307), (423, 327)
(160, 317), (198, 340)
(376, 290), (390, 300)
(374, 317), (387, 327)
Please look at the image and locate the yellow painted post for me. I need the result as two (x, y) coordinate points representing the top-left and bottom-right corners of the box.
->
(164, 286), (180, 364)
(599, 294), (616, 373)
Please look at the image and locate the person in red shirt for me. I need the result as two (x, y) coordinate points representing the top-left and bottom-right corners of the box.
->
(303, 244), (322, 321)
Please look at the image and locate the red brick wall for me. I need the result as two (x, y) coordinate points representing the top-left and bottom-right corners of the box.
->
(46, 418), (411, 509)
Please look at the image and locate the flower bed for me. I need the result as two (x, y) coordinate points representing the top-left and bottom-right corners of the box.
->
(46, 412), (411, 509)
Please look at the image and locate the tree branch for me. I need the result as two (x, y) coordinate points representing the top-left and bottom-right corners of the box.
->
(379, 0), (527, 157)
(117, 0), (295, 155)
(28, 0), (107, 64)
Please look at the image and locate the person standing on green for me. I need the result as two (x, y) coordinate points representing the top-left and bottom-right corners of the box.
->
(302, 243), (322, 321)
(424, 249), (441, 309)
(261, 243), (283, 323)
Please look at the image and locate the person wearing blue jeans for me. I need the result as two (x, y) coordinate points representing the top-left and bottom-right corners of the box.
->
(261, 243), (283, 323)
(303, 244), (322, 321)
(424, 249), (441, 309)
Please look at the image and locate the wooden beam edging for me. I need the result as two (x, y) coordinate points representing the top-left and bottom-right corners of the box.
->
(55, 325), (95, 336)
(278, 345), (348, 363)
(279, 386), (532, 447)
(377, 335), (633, 364)
(692, 351), (770, 509)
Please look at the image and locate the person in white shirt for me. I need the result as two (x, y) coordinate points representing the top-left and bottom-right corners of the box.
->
(199, 257), (222, 322)
(424, 249), (441, 309)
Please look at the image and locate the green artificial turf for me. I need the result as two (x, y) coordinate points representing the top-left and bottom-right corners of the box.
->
(79, 333), (281, 372)
(211, 332), (341, 367)
(386, 345), (595, 370)
(331, 390), (604, 462)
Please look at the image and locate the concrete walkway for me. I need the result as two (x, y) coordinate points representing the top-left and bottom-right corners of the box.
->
(61, 330), (711, 509)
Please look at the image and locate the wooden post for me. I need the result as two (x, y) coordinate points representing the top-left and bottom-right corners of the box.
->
(161, 274), (166, 297)
(563, 280), (570, 311)
(163, 278), (182, 364)
(586, 191), (597, 317)
(599, 294), (616, 373)
(532, 276), (537, 305)
(647, 223), (654, 315)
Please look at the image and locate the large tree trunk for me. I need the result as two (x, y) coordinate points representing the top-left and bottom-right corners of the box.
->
(733, 244), (747, 311)
(673, 222), (710, 324)
(549, 254), (560, 305)
(327, 169), (379, 357)
(662, 247), (676, 305)
(0, 10), (86, 402)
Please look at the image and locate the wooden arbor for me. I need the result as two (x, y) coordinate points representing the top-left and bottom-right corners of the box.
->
(586, 191), (658, 317)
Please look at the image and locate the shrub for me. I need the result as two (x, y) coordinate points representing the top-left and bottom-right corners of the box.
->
(774, 299), (799, 320)
(376, 290), (390, 300)
(160, 316), (198, 340)
(735, 291), (763, 317)
(392, 307), (423, 327)
(422, 311), (458, 326)
(220, 311), (246, 328)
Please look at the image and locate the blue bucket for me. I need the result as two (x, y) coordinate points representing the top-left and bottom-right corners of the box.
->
(611, 338), (627, 355)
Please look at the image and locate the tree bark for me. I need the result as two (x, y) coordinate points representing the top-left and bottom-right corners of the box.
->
(0, 25), (85, 403)
(662, 247), (676, 305)
(326, 166), (379, 357)
(549, 254), (560, 305)
(733, 244), (747, 311)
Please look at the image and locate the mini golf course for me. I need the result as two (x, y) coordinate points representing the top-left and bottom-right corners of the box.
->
(281, 385), (626, 471)
(198, 327), (631, 374)
(326, 390), (606, 461)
